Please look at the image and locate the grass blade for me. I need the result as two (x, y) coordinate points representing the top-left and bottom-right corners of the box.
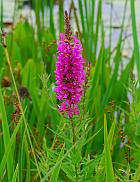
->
(0, 89), (13, 181)
(104, 114), (115, 182)
(130, 0), (140, 81)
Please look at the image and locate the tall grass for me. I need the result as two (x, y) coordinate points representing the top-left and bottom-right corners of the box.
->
(0, 0), (140, 181)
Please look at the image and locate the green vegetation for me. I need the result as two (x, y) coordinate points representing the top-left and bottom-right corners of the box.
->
(0, 0), (140, 181)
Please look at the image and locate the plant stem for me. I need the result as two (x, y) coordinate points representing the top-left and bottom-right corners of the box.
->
(2, 35), (42, 180)
(71, 119), (79, 182)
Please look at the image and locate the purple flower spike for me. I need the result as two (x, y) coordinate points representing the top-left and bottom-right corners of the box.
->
(55, 33), (85, 117)
(55, 11), (85, 118)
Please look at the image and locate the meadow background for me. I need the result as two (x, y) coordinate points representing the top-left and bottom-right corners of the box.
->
(0, 0), (140, 181)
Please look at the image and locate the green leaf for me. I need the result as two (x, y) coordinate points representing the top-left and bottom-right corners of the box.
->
(0, 89), (14, 181)
(130, 0), (140, 81)
(11, 164), (19, 182)
(104, 114), (115, 182)
(50, 145), (65, 182)
(0, 114), (21, 179)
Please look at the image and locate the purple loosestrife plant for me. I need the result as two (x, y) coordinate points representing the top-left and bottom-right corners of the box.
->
(55, 11), (85, 118)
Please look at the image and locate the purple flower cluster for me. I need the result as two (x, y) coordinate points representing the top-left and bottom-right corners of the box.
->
(55, 33), (85, 117)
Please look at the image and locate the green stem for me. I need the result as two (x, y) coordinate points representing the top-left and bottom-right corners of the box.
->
(71, 119), (79, 182)
(3, 36), (42, 180)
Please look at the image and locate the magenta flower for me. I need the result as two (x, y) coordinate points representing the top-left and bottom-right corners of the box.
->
(55, 33), (85, 118)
